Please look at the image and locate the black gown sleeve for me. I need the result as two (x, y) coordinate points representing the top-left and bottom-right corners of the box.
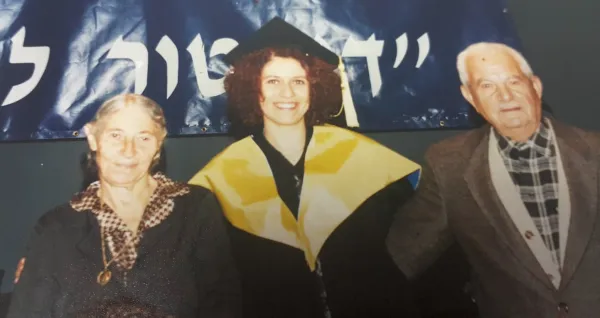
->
(193, 190), (243, 318)
(317, 176), (422, 317)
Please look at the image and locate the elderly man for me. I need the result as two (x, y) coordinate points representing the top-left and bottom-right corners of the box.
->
(386, 42), (600, 318)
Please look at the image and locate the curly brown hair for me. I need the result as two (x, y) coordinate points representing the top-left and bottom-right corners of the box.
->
(224, 47), (342, 137)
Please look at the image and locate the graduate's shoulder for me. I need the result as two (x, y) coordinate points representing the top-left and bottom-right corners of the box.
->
(313, 125), (414, 158)
(188, 136), (260, 185)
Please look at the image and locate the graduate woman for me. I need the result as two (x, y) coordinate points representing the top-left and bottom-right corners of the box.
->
(189, 17), (422, 318)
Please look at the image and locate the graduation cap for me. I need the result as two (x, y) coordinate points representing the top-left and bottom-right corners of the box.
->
(224, 17), (360, 127)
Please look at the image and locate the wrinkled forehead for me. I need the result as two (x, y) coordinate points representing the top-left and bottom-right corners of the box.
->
(466, 49), (524, 82)
(95, 105), (161, 135)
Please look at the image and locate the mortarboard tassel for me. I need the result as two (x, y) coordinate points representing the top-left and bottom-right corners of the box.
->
(333, 57), (360, 127)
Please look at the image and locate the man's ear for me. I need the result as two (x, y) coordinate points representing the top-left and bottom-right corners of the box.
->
(460, 84), (478, 113)
(83, 124), (98, 151)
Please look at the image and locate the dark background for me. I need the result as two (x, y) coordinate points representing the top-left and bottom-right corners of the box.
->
(1, 0), (599, 316)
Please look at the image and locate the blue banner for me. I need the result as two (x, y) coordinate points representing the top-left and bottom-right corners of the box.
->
(0, 0), (522, 141)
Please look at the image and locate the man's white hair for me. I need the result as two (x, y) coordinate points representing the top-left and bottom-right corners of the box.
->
(456, 42), (533, 85)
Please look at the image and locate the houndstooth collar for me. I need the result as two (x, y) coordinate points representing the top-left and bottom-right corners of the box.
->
(70, 172), (190, 270)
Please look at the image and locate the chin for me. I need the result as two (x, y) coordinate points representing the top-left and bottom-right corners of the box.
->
(102, 171), (147, 187)
(269, 116), (304, 126)
(498, 114), (527, 126)
(106, 178), (139, 187)
(278, 121), (303, 126)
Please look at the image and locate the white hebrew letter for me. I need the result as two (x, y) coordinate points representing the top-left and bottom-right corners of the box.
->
(393, 33), (408, 68)
(2, 27), (50, 107)
(187, 35), (237, 97)
(342, 34), (384, 97)
(209, 38), (238, 59)
(106, 36), (148, 94)
(156, 35), (179, 98)
(416, 33), (430, 68)
(187, 34), (218, 97)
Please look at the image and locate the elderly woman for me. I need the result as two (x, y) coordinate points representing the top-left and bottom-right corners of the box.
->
(8, 94), (241, 317)
(189, 18), (422, 318)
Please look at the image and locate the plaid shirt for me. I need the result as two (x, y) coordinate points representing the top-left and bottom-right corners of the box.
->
(494, 118), (561, 267)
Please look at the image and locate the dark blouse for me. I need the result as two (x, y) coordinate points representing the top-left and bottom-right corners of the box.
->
(7, 184), (242, 318)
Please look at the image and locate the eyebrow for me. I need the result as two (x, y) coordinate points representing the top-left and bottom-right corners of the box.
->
(104, 128), (155, 135)
(475, 79), (488, 85)
(262, 75), (307, 79)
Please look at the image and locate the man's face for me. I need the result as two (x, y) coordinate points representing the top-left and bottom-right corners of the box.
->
(460, 48), (543, 138)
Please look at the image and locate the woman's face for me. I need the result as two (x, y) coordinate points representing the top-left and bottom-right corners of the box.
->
(259, 57), (310, 127)
(85, 105), (162, 187)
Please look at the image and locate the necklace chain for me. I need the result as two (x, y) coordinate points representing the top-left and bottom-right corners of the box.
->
(97, 198), (139, 286)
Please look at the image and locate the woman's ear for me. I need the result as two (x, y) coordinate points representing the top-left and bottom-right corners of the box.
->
(83, 124), (98, 151)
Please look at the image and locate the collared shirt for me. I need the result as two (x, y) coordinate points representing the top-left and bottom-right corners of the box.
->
(494, 118), (561, 267)
(70, 172), (189, 270)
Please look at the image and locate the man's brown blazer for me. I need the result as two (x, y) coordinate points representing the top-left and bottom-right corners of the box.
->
(387, 118), (600, 318)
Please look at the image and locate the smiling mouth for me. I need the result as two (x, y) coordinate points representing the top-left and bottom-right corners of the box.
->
(275, 102), (298, 110)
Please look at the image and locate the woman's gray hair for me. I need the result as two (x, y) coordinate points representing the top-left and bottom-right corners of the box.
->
(87, 93), (167, 139)
(83, 94), (167, 187)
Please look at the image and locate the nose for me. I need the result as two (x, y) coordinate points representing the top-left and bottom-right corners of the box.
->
(120, 138), (136, 158)
(279, 81), (295, 98)
(496, 83), (514, 102)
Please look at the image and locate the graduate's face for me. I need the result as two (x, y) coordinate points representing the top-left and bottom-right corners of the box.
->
(85, 104), (162, 187)
(460, 48), (543, 140)
(259, 57), (310, 127)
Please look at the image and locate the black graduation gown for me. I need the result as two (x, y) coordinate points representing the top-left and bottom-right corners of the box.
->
(190, 125), (422, 318)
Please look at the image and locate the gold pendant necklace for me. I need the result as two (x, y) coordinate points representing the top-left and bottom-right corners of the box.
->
(97, 268), (112, 286)
(95, 189), (147, 286)
(97, 230), (116, 286)
(97, 227), (139, 286)
(97, 229), (132, 286)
